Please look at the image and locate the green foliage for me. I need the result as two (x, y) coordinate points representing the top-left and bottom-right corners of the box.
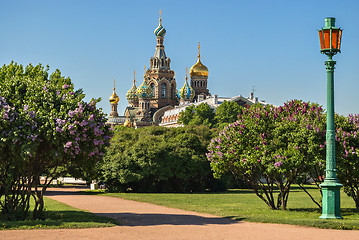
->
(0, 62), (111, 220)
(178, 103), (215, 128)
(214, 100), (242, 126)
(178, 101), (244, 129)
(101, 125), (223, 193)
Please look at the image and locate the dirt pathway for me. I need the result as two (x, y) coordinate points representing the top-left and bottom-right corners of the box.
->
(1, 187), (359, 240)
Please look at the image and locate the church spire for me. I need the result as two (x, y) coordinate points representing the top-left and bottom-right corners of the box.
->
(198, 42), (201, 58)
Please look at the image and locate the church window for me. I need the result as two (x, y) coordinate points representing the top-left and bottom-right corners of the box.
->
(161, 83), (166, 98)
(150, 83), (155, 97)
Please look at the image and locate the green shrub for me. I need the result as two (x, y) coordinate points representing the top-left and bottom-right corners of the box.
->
(102, 125), (224, 192)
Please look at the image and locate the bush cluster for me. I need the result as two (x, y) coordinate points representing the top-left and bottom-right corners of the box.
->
(102, 125), (229, 193)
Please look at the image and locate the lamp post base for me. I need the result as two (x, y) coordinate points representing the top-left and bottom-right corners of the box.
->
(320, 181), (343, 219)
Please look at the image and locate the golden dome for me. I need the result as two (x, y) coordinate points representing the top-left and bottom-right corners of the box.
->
(109, 79), (119, 104)
(189, 42), (208, 77)
(123, 119), (131, 127)
(109, 90), (119, 104)
(189, 58), (208, 77)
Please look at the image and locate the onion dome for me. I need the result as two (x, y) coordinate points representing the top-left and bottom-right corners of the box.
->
(136, 80), (153, 99)
(123, 119), (131, 127)
(154, 10), (166, 37)
(189, 42), (209, 77)
(179, 67), (195, 102)
(126, 70), (138, 102)
(136, 67), (153, 99)
(109, 79), (119, 104)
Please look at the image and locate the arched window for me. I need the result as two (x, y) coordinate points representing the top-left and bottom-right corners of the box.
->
(161, 83), (166, 98)
(150, 83), (155, 97)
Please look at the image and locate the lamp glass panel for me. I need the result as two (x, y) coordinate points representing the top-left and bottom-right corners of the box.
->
(338, 30), (342, 50)
(323, 29), (331, 49)
(319, 31), (324, 50)
(331, 29), (339, 49)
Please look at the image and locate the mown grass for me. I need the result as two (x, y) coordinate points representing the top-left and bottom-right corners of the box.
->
(92, 185), (359, 230)
(0, 197), (119, 230)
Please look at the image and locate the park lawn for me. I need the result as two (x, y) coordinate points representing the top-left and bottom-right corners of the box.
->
(96, 185), (359, 230)
(0, 197), (118, 230)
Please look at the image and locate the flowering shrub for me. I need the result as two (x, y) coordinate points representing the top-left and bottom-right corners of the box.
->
(0, 62), (111, 220)
(207, 100), (326, 210)
(336, 114), (359, 208)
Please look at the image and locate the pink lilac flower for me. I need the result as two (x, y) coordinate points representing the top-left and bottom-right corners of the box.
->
(80, 120), (88, 127)
(274, 161), (283, 168)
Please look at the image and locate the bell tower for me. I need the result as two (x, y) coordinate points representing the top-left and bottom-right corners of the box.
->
(146, 10), (178, 109)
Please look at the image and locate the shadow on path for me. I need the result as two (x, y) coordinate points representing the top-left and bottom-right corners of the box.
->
(45, 186), (90, 196)
(45, 187), (242, 227)
(95, 212), (241, 227)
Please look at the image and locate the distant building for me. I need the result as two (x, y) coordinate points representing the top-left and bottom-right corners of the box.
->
(107, 12), (269, 128)
(159, 93), (268, 128)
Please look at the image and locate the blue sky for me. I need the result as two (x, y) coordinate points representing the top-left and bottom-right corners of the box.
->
(1, 0), (358, 116)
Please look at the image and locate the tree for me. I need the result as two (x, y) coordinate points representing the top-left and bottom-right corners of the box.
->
(178, 103), (215, 128)
(207, 100), (326, 210)
(0, 62), (111, 220)
(102, 125), (220, 193)
(214, 100), (242, 128)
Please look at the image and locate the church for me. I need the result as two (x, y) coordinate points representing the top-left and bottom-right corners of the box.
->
(106, 12), (268, 128)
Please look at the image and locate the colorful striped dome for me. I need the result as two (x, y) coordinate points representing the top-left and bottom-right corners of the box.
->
(179, 73), (195, 102)
(154, 21), (166, 37)
(136, 79), (153, 99)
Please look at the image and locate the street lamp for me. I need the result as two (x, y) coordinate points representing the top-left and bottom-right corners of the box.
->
(318, 17), (343, 219)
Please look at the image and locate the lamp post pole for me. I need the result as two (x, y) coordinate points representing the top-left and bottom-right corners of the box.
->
(319, 17), (343, 219)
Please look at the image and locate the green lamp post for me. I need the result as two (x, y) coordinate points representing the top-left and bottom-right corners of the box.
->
(318, 17), (343, 219)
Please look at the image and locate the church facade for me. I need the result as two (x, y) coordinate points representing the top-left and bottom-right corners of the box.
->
(106, 13), (268, 128)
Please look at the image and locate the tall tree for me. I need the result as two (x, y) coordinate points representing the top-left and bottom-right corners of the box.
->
(0, 62), (111, 220)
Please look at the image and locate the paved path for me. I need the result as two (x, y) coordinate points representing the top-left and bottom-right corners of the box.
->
(1, 187), (359, 240)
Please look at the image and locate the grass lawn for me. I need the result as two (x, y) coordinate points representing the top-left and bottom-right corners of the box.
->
(0, 197), (119, 230)
(92, 185), (359, 230)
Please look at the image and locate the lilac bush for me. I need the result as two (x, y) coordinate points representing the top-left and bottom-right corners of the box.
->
(0, 62), (111, 220)
(336, 114), (359, 208)
(207, 100), (326, 210)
